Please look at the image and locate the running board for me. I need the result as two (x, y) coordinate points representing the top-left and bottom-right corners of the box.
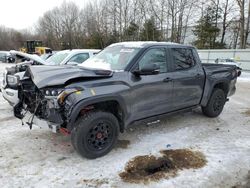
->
(129, 105), (199, 127)
(147, 120), (161, 126)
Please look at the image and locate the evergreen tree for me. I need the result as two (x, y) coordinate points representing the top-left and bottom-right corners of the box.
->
(193, 6), (225, 49)
(124, 22), (139, 41)
(140, 17), (161, 41)
(85, 32), (104, 49)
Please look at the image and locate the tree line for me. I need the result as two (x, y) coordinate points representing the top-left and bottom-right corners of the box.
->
(0, 0), (249, 51)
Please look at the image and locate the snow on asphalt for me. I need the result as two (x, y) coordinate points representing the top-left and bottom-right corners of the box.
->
(0, 62), (250, 188)
(238, 71), (250, 82)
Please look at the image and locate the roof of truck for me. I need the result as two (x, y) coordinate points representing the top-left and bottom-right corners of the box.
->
(109, 41), (193, 48)
(60, 49), (101, 53)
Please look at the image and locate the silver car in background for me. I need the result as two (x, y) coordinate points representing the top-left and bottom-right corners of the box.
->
(0, 51), (15, 63)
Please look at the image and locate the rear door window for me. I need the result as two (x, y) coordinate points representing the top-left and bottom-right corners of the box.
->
(172, 48), (196, 70)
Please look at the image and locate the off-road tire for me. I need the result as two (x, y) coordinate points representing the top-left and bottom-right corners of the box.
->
(202, 88), (226, 118)
(71, 111), (119, 159)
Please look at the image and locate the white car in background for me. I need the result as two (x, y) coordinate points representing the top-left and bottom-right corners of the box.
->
(1, 49), (101, 106)
(46, 49), (100, 65)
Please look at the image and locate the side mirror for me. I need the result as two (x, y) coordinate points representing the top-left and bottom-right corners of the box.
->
(133, 63), (160, 76)
(8, 57), (15, 63)
(67, 61), (78, 66)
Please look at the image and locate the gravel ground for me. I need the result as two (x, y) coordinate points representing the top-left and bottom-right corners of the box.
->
(0, 62), (250, 188)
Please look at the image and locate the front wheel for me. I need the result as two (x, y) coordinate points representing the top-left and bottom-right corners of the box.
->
(202, 88), (226, 118)
(71, 111), (119, 159)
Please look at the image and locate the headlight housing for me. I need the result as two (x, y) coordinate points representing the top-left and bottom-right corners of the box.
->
(43, 88), (63, 97)
(7, 75), (19, 86)
(42, 87), (83, 104)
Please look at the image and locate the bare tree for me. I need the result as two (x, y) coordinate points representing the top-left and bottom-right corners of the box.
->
(37, 2), (83, 50)
(32, 0), (248, 49)
(244, 0), (250, 47)
(0, 26), (37, 50)
(221, 0), (229, 44)
(236, 0), (246, 48)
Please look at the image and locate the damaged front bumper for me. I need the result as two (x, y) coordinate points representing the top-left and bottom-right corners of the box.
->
(14, 97), (65, 133)
(1, 86), (19, 106)
(21, 111), (60, 133)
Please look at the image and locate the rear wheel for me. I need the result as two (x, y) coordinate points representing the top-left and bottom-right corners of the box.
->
(202, 88), (226, 117)
(71, 111), (119, 159)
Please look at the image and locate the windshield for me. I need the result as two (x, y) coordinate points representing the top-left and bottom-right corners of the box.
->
(40, 54), (51, 60)
(79, 45), (141, 71)
(46, 52), (69, 65)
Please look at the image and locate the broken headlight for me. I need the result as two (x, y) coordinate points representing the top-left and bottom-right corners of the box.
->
(57, 87), (83, 105)
(7, 75), (19, 86)
(43, 88), (63, 97)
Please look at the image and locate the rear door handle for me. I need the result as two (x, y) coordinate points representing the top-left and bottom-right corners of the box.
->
(163, 77), (173, 82)
(195, 74), (202, 79)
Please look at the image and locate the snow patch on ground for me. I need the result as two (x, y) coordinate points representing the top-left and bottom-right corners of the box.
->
(0, 63), (250, 187)
(238, 71), (250, 82)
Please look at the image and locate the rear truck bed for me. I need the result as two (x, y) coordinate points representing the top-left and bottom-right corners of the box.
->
(200, 63), (238, 107)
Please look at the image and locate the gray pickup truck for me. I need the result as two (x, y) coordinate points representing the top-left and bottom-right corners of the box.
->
(14, 42), (239, 159)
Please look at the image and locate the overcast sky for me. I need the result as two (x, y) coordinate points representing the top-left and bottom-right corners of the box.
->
(0, 0), (88, 30)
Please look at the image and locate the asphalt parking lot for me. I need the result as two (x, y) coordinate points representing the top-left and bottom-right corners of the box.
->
(0, 62), (250, 188)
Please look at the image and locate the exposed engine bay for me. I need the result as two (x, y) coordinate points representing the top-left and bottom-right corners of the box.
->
(14, 74), (64, 131)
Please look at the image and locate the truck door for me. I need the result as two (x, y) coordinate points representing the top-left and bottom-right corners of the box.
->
(129, 47), (174, 120)
(170, 48), (205, 110)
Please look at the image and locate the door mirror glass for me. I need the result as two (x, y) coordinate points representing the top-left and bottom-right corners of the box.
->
(133, 63), (160, 75)
(66, 61), (78, 66)
(7, 57), (15, 63)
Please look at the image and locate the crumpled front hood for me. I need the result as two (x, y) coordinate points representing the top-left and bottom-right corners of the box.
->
(24, 65), (113, 88)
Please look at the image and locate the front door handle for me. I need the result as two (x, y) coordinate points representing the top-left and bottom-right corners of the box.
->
(163, 77), (173, 82)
